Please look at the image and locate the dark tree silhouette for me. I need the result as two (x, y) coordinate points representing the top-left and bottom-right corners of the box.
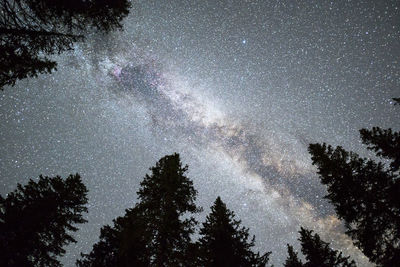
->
(197, 196), (271, 267)
(359, 127), (400, 172)
(136, 153), (201, 266)
(0, 0), (131, 89)
(77, 207), (150, 267)
(285, 227), (356, 267)
(308, 101), (400, 266)
(0, 174), (88, 267)
(78, 153), (201, 266)
(284, 244), (303, 267)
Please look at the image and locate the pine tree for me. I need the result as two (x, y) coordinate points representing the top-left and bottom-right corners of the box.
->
(285, 227), (356, 267)
(77, 207), (150, 267)
(0, 0), (131, 89)
(0, 174), (88, 267)
(299, 227), (356, 267)
(284, 244), (303, 267)
(359, 127), (400, 172)
(197, 197), (271, 267)
(77, 153), (201, 266)
(137, 153), (201, 266)
(308, 100), (400, 266)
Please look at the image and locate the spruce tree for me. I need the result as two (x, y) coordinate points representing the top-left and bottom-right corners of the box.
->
(0, 0), (131, 89)
(0, 174), (88, 267)
(308, 100), (400, 266)
(197, 197), (271, 267)
(77, 153), (201, 266)
(137, 153), (201, 266)
(77, 207), (150, 267)
(285, 227), (356, 267)
(284, 244), (303, 267)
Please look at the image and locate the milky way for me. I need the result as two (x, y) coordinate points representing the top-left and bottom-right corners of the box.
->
(1, 0), (399, 266)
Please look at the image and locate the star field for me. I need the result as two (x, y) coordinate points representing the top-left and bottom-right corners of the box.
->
(1, 0), (399, 266)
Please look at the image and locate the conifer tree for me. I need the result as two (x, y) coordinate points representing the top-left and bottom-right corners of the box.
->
(78, 153), (201, 266)
(285, 227), (356, 267)
(76, 207), (150, 267)
(308, 99), (400, 266)
(137, 153), (201, 266)
(0, 174), (88, 267)
(284, 244), (303, 267)
(0, 0), (131, 89)
(197, 197), (271, 267)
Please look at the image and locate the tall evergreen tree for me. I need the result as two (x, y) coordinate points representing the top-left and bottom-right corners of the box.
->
(285, 227), (356, 267)
(0, 174), (88, 267)
(77, 153), (201, 266)
(0, 0), (131, 89)
(308, 100), (400, 266)
(197, 197), (271, 267)
(137, 153), (201, 266)
(77, 207), (150, 267)
(284, 244), (303, 267)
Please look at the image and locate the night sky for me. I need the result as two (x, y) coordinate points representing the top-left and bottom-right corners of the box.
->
(1, 0), (399, 266)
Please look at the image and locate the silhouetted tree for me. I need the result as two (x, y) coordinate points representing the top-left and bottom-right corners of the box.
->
(197, 197), (271, 267)
(137, 153), (201, 266)
(284, 244), (303, 267)
(78, 153), (201, 266)
(76, 207), (150, 267)
(285, 227), (356, 267)
(0, 0), (131, 89)
(359, 127), (400, 172)
(308, 101), (400, 266)
(0, 174), (88, 267)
